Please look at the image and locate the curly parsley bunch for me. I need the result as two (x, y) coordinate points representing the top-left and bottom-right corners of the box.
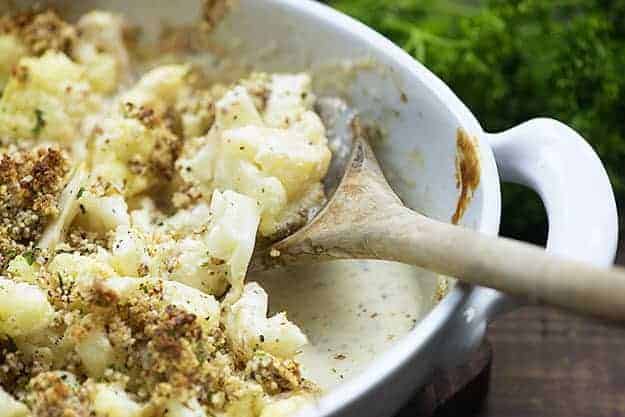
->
(327, 0), (625, 243)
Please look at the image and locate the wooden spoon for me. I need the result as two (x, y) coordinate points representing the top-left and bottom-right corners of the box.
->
(254, 100), (625, 322)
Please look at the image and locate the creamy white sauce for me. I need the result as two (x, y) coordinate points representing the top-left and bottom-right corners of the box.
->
(252, 260), (440, 390)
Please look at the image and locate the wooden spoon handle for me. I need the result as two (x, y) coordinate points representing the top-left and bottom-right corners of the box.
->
(367, 206), (625, 321)
(268, 137), (621, 321)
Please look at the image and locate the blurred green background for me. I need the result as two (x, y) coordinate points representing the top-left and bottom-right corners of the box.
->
(323, 0), (625, 246)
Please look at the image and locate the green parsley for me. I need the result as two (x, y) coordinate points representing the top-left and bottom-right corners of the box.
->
(32, 108), (46, 136)
(22, 251), (36, 265)
(326, 0), (625, 243)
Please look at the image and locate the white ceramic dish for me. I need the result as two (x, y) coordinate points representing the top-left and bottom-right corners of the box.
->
(6, 1), (619, 416)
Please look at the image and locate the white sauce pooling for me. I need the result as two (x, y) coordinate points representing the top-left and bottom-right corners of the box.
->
(253, 260), (440, 389)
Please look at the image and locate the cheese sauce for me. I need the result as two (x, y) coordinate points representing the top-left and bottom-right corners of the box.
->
(253, 260), (440, 389)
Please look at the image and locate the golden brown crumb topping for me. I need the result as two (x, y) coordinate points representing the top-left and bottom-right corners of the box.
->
(0, 147), (69, 269)
(0, 10), (77, 56)
(122, 102), (184, 182)
(201, 0), (235, 32)
(26, 372), (88, 417)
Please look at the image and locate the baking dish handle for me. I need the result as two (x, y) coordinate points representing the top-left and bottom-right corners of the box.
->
(488, 117), (618, 266)
(480, 117), (618, 317)
(434, 118), (618, 369)
(481, 117), (618, 316)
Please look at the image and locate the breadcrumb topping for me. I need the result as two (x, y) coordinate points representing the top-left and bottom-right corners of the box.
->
(201, 0), (235, 32)
(0, 147), (69, 269)
(0, 10), (77, 56)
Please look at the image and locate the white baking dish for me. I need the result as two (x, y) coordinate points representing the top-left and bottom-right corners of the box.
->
(6, 1), (618, 416)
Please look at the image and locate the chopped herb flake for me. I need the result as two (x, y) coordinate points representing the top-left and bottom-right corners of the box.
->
(33, 109), (46, 136)
(22, 251), (35, 265)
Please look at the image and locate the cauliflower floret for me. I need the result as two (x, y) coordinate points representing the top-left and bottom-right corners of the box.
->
(100, 278), (220, 330)
(178, 74), (330, 237)
(176, 88), (216, 139)
(75, 11), (130, 93)
(48, 253), (116, 283)
(48, 252), (117, 297)
(7, 254), (39, 284)
(263, 74), (316, 128)
(91, 384), (143, 417)
(0, 34), (26, 91)
(118, 64), (222, 141)
(165, 237), (229, 297)
(226, 283), (307, 359)
(0, 51), (100, 144)
(0, 278), (54, 338)
(118, 65), (189, 117)
(163, 398), (206, 417)
(205, 190), (261, 295)
(162, 280), (221, 330)
(260, 396), (312, 417)
(163, 203), (211, 237)
(89, 115), (180, 197)
(215, 86), (264, 130)
(75, 189), (130, 235)
(73, 42), (119, 94)
(74, 326), (115, 378)
(177, 135), (220, 189)
(0, 386), (30, 417)
(109, 225), (149, 277)
(218, 125), (330, 235)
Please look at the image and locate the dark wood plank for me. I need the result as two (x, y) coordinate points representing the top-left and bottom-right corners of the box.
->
(395, 340), (492, 417)
(477, 241), (625, 417)
(396, 242), (625, 417)
(479, 306), (625, 417)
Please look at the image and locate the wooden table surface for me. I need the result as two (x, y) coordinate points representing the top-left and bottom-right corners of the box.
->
(476, 245), (625, 417)
(394, 244), (625, 417)
(478, 306), (625, 417)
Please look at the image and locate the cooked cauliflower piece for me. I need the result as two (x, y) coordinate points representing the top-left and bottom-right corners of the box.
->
(7, 254), (39, 284)
(109, 225), (150, 276)
(226, 283), (308, 359)
(90, 384), (143, 417)
(0, 278), (54, 337)
(0, 34), (26, 91)
(260, 395), (314, 417)
(118, 64), (189, 117)
(0, 51), (100, 144)
(48, 252), (116, 288)
(75, 189), (130, 234)
(179, 73), (331, 236)
(263, 73), (317, 128)
(75, 11), (130, 93)
(205, 190), (261, 291)
(107, 189), (260, 297)
(163, 398), (207, 417)
(89, 114), (181, 197)
(0, 386), (30, 417)
(162, 280), (221, 330)
(74, 326), (115, 378)
(73, 41), (120, 94)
